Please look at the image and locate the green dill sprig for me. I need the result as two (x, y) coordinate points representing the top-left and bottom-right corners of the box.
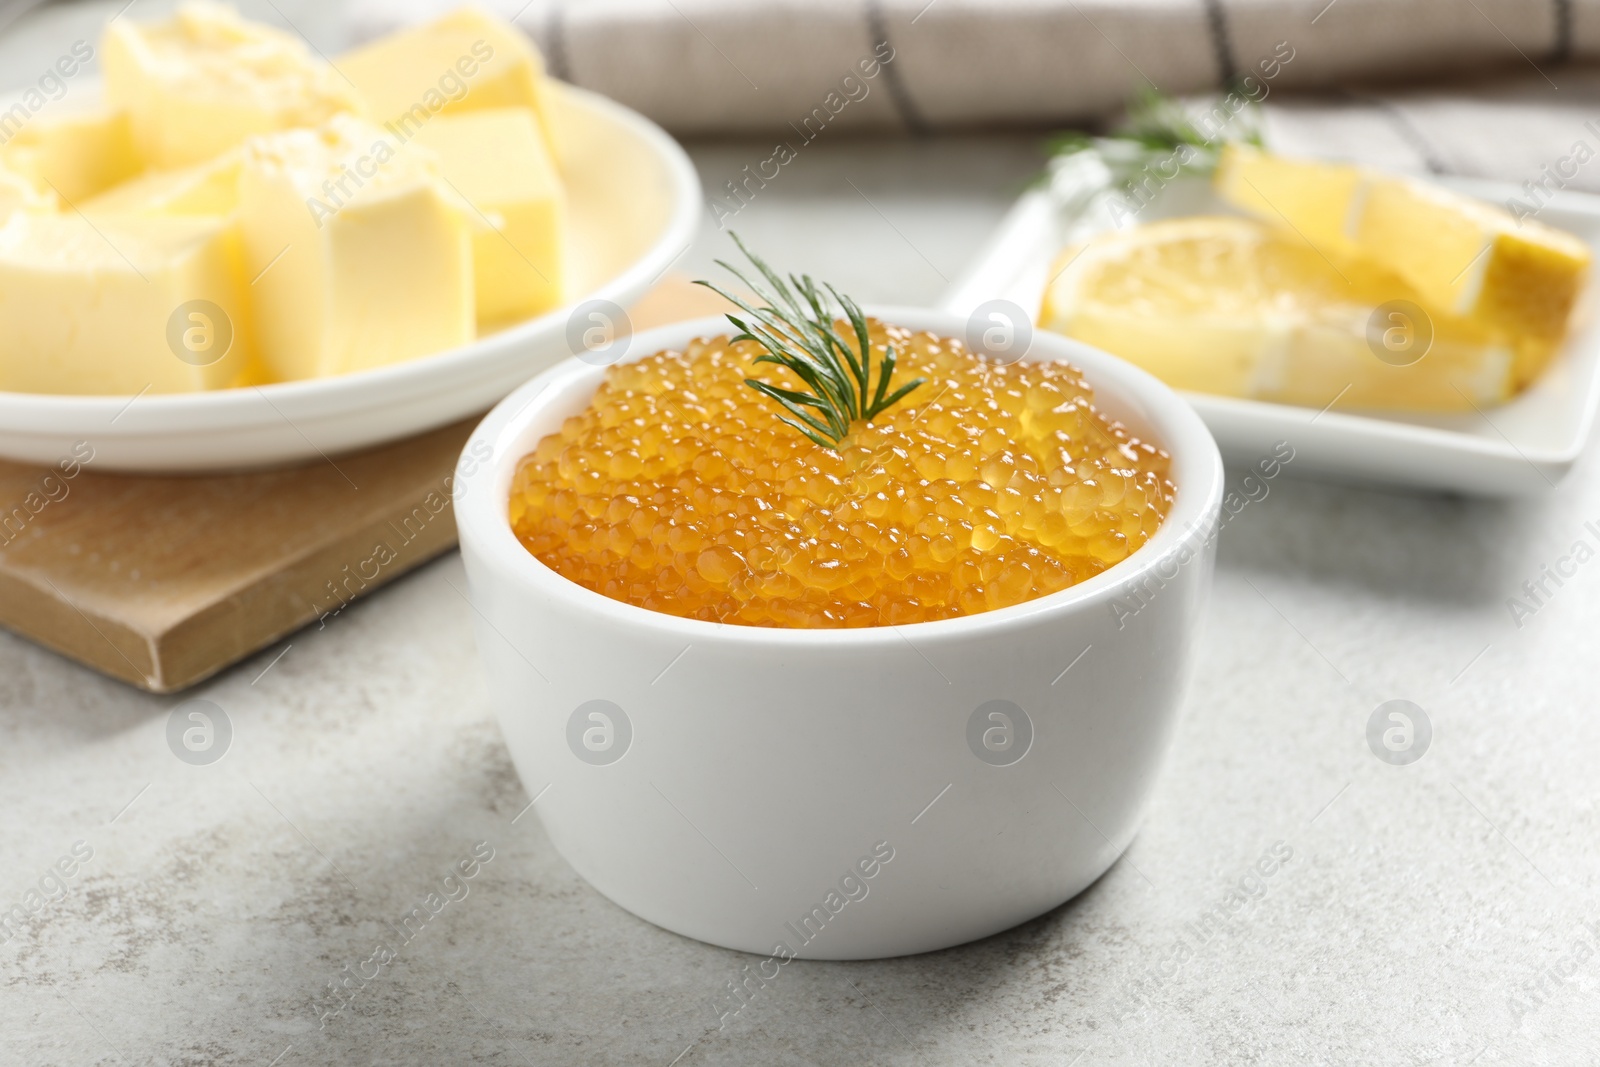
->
(694, 234), (923, 449)
(1045, 85), (1266, 186)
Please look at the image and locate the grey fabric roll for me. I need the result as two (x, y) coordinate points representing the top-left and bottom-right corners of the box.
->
(345, 0), (1588, 135)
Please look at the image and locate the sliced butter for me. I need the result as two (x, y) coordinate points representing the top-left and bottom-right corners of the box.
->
(0, 212), (254, 394)
(340, 5), (558, 162)
(81, 149), (242, 218)
(409, 107), (563, 326)
(1, 109), (141, 205)
(0, 166), (54, 223)
(103, 0), (361, 169)
(238, 114), (475, 381)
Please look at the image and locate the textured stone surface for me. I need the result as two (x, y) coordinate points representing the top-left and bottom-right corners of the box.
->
(10, 448), (1600, 1066)
(4, 5), (1600, 1063)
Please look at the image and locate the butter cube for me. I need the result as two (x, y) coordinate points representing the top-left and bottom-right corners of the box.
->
(238, 115), (474, 381)
(0, 212), (254, 394)
(410, 108), (563, 326)
(340, 6), (557, 162)
(103, 1), (361, 170)
(1, 110), (141, 204)
(82, 150), (242, 218)
(0, 166), (54, 222)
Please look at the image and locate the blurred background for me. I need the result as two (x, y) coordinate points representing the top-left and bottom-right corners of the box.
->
(8, 0), (1592, 306)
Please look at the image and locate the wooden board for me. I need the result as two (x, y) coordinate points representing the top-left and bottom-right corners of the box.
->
(0, 276), (733, 692)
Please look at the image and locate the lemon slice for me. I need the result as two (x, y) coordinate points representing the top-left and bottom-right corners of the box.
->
(1216, 144), (1591, 386)
(1040, 216), (1515, 412)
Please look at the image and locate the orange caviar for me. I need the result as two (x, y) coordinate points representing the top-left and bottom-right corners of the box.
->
(508, 320), (1176, 627)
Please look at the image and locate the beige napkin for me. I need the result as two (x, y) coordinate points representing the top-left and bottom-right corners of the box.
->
(347, 0), (1588, 136)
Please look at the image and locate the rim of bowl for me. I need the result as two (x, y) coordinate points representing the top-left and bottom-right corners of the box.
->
(455, 307), (1225, 647)
(0, 82), (703, 427)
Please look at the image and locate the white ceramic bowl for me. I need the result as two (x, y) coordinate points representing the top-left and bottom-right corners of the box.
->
(0, 82), (700, 472)
(455, 309), (1224, 959)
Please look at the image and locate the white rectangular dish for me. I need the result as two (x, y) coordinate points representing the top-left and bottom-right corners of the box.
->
(941, 177), (1600, 496)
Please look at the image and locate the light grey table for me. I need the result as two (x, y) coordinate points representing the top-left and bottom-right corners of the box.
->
(5, 5), (1600, 1065)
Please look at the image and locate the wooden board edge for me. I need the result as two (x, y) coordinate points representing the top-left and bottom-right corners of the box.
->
(0, 570), (159, 688)
(149, 508), (464, 693)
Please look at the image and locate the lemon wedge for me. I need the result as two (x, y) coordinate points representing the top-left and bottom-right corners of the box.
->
(1040, 216), (1515, 412)
(1214, 144), (1364, 258)
(1215, 144), (1591, 386)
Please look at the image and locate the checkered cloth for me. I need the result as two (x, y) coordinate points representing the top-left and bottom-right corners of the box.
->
(349, 0), (1586, 148)
(1258, 69), (1600, 190)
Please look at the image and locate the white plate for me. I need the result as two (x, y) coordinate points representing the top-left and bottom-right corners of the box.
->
(942, 177), (1600, 496)
(0, 81), (701, 472)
